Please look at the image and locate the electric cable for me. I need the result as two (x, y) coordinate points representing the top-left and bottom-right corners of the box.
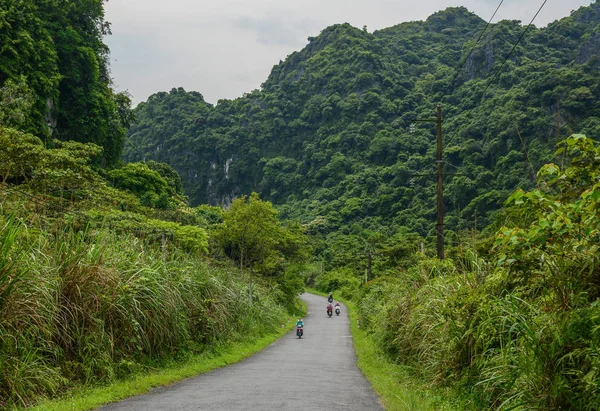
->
(447, 0), (505, 89)
(444, 0), (549, 148)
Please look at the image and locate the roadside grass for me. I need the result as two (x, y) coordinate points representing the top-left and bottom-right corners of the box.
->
(306, 288), (464, 411)
(25, 301), (307, 411)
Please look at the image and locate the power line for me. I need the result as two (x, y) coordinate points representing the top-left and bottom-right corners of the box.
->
(439, 0), (505, 147)
(444, 159), (462, 172)
(0, 181), (99, 220)
(561, 100), (600, 135)
(0, 182), (169, 236)
(443, 107), (477, 148)
(574, 101), (600, 123)
(448, 0), (505, 89)
(444, 0), (549, 148)
(478, 0), (549, 106)
(409, 161), (436, 176)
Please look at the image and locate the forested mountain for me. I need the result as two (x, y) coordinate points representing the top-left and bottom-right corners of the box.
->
(1, 1), (599, 408)
(125, 3), (600, 246)
(0, 2), (308, 407)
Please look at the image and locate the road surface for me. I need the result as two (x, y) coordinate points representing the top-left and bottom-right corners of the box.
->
(98, 293), (383, 410)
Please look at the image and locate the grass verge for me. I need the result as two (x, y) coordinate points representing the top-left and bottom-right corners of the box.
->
(25, 301), (307, 411)
(306, 288), (465, 411)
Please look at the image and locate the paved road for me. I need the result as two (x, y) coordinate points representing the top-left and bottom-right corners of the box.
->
(98, 293), (383, 411)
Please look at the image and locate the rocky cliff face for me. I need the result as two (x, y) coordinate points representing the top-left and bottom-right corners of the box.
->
(576, 32), (600, 65)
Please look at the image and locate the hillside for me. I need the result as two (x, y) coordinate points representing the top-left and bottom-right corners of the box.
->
(0, 2), (309, 408)
(124, 3), (600, 246)
(1, 1), (599, 409)
(0, 0), (133, 165)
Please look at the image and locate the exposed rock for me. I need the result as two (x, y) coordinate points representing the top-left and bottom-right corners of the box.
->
(576, 32), (600, 66)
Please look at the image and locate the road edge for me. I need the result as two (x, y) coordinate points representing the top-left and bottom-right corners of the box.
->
(305, 288), (463, 410)
(25, 301), (307, 411)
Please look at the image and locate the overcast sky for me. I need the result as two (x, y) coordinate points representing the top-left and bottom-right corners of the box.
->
(104, 0), (593, 105)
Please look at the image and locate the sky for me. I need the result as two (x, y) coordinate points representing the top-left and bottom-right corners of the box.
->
(103, 0), (593, 105)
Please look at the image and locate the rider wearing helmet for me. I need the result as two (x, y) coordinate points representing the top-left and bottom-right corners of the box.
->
(328, 292), (333, 303)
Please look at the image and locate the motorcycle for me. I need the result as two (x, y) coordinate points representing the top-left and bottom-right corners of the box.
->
(296, 325), (303, 338)
(335, 305), (340, 316)
(327, 305), (333, 317)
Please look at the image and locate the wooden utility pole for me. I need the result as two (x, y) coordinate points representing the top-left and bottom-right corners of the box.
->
(436, 104), (444, 260)
(412, 104), (445, 259)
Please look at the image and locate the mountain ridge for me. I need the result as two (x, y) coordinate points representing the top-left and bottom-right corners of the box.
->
(124, 2), (600, 241)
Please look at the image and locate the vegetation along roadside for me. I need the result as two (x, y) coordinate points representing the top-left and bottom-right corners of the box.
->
(306, 289), (465, 410)
(24, 301), (307, 411)
(1, 0), (599, 409)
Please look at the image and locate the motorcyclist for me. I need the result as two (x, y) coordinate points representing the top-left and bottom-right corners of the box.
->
(296, 318), (304, 337)
(327, 292), (333, 303)
(327, 302), (334, 312)
(335, 302), (341, 310)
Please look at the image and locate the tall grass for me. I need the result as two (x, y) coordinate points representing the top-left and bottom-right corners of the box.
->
(0, 209), (286, 408)
(355, 250), (600, 410)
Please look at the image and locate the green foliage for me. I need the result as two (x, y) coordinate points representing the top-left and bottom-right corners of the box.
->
(0, 127), (104, 200)
(146, 160), (185, 197)
(2, 0), (599, 408)
(212, 193), (310, 310)
(497, 135), (600, 301)
(125, 3), (600, 257)
(0, 128), (44, 182)
(87, 210), (208, 255)
(0, 2), (312, 407)
(214, 193), (310, 275)
(108, 163), (172, 209)
(315, 268), (361, 300)
(0, 0), (132, 165)
(354, 135), (600, 410)
(0, 211), (285, 408)
(194, 204), (223, 227)
(0, 76), (35, 129)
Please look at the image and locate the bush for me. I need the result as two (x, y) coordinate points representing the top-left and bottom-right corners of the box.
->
(0, 211), (286, 408)
(315, 267), (362, 300)
(353, 136), (600, 409)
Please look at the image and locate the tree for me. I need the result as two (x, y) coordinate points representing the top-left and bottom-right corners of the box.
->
(0, 0), (133, 165)
(108, 163), (172, 208)
(0, 77), (35, 130)
(215, 193), (309, 302)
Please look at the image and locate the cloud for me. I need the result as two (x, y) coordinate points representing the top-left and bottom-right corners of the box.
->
(103, 0), (594, 105)
(234, 15), (320, 47)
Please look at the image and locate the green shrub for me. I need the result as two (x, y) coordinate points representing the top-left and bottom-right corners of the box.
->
(0, 211), (285, 408)
(315, 267), (361, 299)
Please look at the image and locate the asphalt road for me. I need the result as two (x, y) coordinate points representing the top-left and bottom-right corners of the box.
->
(98, 293), (383, 411)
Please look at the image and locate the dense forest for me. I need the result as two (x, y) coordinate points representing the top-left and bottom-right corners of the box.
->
(0, 0), (133, 165)
(1, 0), (600, 409)
(125, 3), (600, 245)
(0, 1), (308, 408)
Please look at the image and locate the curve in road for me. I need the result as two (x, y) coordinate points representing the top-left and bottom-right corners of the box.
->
(98, 292), (383, 410)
